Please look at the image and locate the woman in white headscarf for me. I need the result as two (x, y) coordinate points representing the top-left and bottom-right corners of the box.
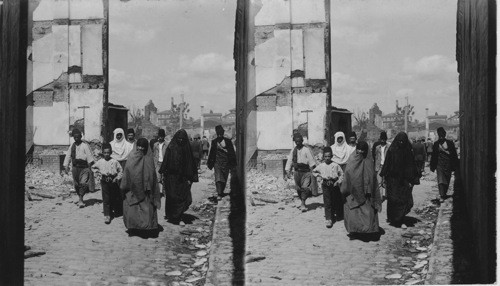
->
(331, 132), (350, 171)
(110, 128), (131, 168)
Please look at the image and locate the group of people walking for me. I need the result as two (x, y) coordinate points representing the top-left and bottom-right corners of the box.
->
(285, 127), (458, 241)
(63, 125), (236, 237)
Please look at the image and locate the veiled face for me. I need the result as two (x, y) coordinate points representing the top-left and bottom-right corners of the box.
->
(356, 148), (367, 158)
(337, 137), (344, 144)
(137, 145), (147, 155)
(116, 133), (123, 140)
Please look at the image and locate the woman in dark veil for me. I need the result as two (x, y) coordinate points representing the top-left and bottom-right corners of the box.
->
(341, 141), (382, 241)
(120, 138), (161, 236)
(380, 132), (419, 227)
(159, 129), (199, 224)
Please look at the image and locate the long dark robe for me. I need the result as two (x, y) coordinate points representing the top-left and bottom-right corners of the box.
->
(159, 129), (199, 220)
(430, 139), (458, 186)
(341, 150), (381, 233)
(120, 148), (160, 230)
(207, 137), (236, 183)
(380, 132), (418, 224)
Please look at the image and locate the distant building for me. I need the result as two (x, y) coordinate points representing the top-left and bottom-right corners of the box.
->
(157, 110), (174, 127)
(447, 111), (460, 125)
(203, 110), (222, 121)
(381, 113), (403, 129)
(427, 112), (447, 123)
(368, 103), (382, 125)
(222, 108), (236, 124)
(144, 100), (158, 125)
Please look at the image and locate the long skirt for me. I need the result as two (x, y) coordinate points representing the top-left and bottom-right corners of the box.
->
(123, 192), (158, 230)
(164, 174), (193, 219)
(386, 177), (413, 224)
(344, 196), (380, 233)
(437, 165), (452, 186)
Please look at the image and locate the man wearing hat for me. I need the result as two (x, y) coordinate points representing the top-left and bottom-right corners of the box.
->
(430, 127), (458, 202)
(153, 129), (168, 196)
(207, 125), (237, 200)
(63, 128), (95, 208)
(285, 132), (317, 212)
(374, 131), (390, 200)
(190, 134), (203, 171)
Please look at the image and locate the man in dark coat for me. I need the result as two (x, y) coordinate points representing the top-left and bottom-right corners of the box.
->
(207, 125), (237, 200)
(430, 127), (458, 202)
(412, 138), (426, 173)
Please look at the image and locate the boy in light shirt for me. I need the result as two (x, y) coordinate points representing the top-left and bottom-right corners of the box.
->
(313, 147), (344, 228)
(92, 143), (123, 224)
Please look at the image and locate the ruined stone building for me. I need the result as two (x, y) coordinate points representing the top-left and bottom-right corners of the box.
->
(245, 0), (332, 155)
(27, 0), (108, 150)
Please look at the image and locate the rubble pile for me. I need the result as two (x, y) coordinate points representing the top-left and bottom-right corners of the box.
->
(259, 153), (287, 160)
(384, 202), (439, 285)
(246, 169), (296, 204)
(25, 165), (74, 200)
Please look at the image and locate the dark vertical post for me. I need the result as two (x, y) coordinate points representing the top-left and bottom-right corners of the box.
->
(0, 0), (28, 284)
(102, 0), (109, 142)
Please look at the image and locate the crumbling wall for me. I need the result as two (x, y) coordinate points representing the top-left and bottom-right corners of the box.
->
(250, 0), (331, 151)
(28, 0), (107, 146)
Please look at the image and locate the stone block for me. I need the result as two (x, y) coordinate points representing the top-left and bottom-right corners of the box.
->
(40, 154), (65, 173)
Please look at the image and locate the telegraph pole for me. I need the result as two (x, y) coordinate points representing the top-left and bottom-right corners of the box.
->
(78, 105), (90, 138)
(179, 94), (184, 129)
(404, 96), (409, 134)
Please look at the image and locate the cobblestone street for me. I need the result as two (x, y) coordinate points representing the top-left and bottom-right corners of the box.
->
(24, 167), (217, 286)
(246, 165), (449, 285)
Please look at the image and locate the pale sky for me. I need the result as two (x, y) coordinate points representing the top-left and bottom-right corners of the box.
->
(109, 0), (459, 122)
(109, 0), (237, 119)
(331, 0), (459, 121)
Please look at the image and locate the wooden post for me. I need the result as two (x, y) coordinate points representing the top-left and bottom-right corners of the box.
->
(0, 0), (27, 284)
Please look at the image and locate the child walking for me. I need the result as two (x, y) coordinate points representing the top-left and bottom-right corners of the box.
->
(313, 147), (344, 228)
(92, 143), (123, 224)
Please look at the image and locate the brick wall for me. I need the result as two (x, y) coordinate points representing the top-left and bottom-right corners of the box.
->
(39, 154), (65, 173)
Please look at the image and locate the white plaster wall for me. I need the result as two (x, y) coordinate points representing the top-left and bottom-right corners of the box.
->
(68, 25), (81, 67)
(69, 0), (104, 20)
(81, 24), (103, 75)
(33, 102), (70, 145)
(53, 0), (69, 19)
(293, 93), (326, 146)
(256, 106), (294, 150)
(33, 0), (53, 21)
(69, 89), (103, 141)
(291, 0), (326, 24)
(255, 29), (290, 95)
(304, 28), (326, 79)
(254, 0), (290, 26)
(32, 32), (54, 90)
(291, 29), (303, 71)
(52, 25), (69, 80)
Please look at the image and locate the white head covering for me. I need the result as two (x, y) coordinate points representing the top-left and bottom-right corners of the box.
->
(110, 128), (128, 161)
(331, 131), (350, 165)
